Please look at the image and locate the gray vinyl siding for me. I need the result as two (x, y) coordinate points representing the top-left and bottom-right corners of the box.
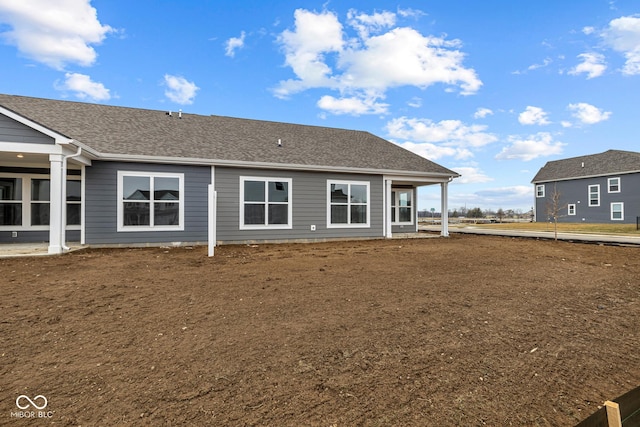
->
(0, 114), (54, 144)
(215, 167), (384, 243)
(85, 161), (210, 245)
(534, 172), (640, 224)
(0, 230), (80, 244)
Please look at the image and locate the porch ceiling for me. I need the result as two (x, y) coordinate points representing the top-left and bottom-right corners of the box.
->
(0, 152), (85, 169)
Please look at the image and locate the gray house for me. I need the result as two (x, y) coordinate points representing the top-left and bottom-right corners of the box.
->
(0, 94), (459, 255)
(532, 150), (640, 224)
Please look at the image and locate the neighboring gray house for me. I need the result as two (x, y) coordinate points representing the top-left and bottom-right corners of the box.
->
(0, 94), (459, 254)
(532, 150), (640, 224)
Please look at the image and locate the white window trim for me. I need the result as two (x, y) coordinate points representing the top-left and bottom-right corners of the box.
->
(327, 179), (371, 229)
(588, 184), (600, 207)
(0, 172), (81, 231)
(117, 171), (184, 232)
(239, 176), (293, 230)
(568, 204), (576, 216)
(535, 184), (545, 198)
(608, 177), (621, 193)
(391, 189), (414, 225)
(610, 202), (624, 221)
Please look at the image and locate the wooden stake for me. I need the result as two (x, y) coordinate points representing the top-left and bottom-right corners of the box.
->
(605, 401), (622, 427)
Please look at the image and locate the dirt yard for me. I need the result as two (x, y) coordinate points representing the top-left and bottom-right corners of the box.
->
(1, 234), (639, 426)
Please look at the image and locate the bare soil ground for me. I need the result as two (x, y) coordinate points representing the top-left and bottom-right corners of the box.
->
(1, 234), (639, 426)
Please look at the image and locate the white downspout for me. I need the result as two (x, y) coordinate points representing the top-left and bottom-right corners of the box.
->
(60, 146), (83, 251)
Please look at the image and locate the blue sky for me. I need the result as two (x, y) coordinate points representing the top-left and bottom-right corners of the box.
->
(1, 1), (639, 214)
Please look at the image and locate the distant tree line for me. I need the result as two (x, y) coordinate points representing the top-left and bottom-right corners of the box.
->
(418, 207), (533, 221)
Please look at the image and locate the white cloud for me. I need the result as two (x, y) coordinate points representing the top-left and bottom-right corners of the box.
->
(0, 0), (113, 69)
(601, 15), (640, 75)
(163, 74), (199, 105)
(407, 97), (422, 108)
(55, 72), (110, 101)
(338, 27), (482, 94)
(225, 31), (246, 57)
(397, 141), (473, 161)
(347, 9), (395, 39)
(518, 106), (550, 125)
(386, 117), (497, 149)
(475, 185), (531, 200)
(317, 94), (388, 115)
(450, 166), (493, 184)
(568, 52), (607, 78)
(396, 7), (426, 19)
(496, 132), (565, 161)
(527, 57), (552, 71)
(582, 26), (596, 35)
(567, 102), (612, 124)
(473, 107), (493, 119)
(275, 8), (481, 115)
(274, 9), (344, 98)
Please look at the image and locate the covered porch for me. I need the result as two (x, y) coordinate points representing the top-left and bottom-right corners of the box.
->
(383, 174), (453, 239)
(0, 143), (91, 254)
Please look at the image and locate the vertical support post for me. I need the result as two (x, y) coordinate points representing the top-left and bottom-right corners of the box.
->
(48, 154), (64, 254)
(208, 185), (217, 257)
(385, 179), (392, 238)
(413, 188), (418, 233)
(441, 181), (449, 237)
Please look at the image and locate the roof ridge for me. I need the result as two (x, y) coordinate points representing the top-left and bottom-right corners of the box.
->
(0, 93), (370, 134)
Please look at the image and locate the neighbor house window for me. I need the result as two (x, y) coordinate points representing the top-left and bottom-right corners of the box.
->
(535, 184), (545, 198)
(240, 177), (292, 229)
(117, 171), (184, 231)
(391, 189), (413, 224)
(611, 202), (624, 221)
(568, 204), (576, 216)
(608, 177), (620, 193)
(588, 184), (600, 207)
(0, 177), (22, 226)
(327, 180), (370, 228)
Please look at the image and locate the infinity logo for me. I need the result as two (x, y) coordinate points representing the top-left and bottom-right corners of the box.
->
(16, 395), (48, 410)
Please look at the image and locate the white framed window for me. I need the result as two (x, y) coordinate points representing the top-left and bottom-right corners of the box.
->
(0, 177), (22, 227)
(535, 184), (545, 198)
(391, 189), (413, 224)
(588, 184), (600, 207)
(327, 180), (370, 228)
(240, 177), (292, 229)
(117, 171), (184, 232)
(568, 204), (576, 216)
(611, 202), (624, 221)
(608, 177), (620, 193)
(0, 174), (81, 230)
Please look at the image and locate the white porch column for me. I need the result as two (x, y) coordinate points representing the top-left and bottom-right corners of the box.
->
(385, 179), (392, 238)
(440, 181), (449, 237)
(48, 154), (64, 254)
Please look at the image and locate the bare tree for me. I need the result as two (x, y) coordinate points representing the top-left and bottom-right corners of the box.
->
(545, 184), (567, 241)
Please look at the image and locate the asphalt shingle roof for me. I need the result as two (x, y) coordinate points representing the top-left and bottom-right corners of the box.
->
(532, 149), (640, 183)
(0, 94), (458, 177)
